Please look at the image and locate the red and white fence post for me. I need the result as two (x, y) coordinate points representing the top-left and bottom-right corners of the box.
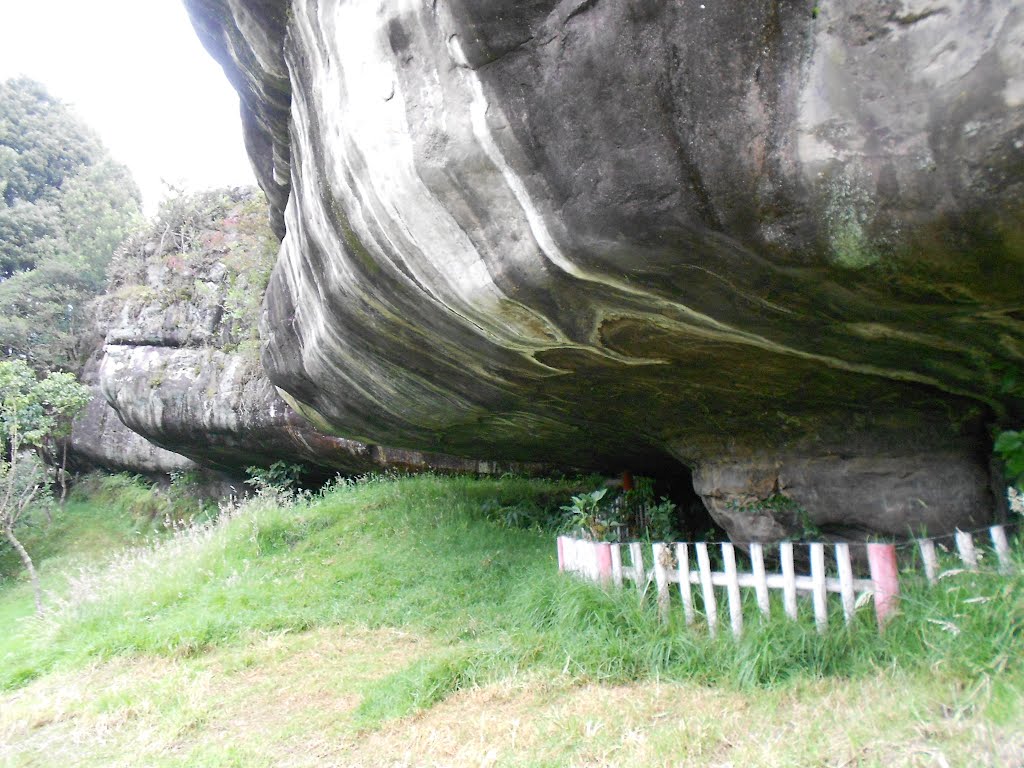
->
(866, 543), (900, 627)
(558, 526), (1014, 636)
(595, 542), (613, 585)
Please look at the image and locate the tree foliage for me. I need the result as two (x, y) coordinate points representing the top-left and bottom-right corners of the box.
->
(996, 430), (1024, 489)
(0, 359), (90, 613)
(0, 359), (91, 448)
(0, 77), (141, 370)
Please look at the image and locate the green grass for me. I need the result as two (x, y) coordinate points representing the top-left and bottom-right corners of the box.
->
(1, 472), (1022, 732)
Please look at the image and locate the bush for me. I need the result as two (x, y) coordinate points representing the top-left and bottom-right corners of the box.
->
(245, 461), (305, 498)
(996, 430), (1024, 488)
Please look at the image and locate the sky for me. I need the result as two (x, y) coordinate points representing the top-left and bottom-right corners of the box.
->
(0, 0), (257, 213)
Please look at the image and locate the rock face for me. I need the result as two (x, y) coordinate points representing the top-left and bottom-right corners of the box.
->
(75, 189), (528, 479)
(71, 360), (199, 476)
(185, 1), (1024, 540)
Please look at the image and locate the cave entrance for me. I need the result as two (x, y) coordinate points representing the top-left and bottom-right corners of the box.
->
(627, 455), (724, 542)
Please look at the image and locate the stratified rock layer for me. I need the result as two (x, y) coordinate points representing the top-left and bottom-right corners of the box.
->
(186, 1), (1024, 540)
(71, 363), (198, 476)
(75, 189), (529, 479)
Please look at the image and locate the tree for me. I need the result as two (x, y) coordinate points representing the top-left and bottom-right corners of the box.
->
(0, 78), (102, 209)
(0, 77), (141, 371)
(0, 360), (90, 614)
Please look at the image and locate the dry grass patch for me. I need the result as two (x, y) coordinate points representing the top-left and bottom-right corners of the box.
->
(0, 627), (435, 768)
(1, 627), (1020, 767)
(347, 672), (1021, 768)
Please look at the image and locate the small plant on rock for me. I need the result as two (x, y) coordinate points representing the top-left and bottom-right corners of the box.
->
(995, 430), (1024, 489)
(728, 493), (820, 539)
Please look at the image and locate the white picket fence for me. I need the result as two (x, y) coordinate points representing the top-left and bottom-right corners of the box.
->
(556, 524), (1017, 636)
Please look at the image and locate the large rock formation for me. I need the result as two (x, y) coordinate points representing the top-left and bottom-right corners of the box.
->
(74, 189), (532, 479)
(184, 1), (1024, 540)
(71, 363), (199, 476)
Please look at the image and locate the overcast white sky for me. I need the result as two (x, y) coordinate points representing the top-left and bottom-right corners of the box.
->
(0, 0), (257, 213)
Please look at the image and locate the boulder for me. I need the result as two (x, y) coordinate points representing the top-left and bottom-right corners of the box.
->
(184, 1), (1024, 539)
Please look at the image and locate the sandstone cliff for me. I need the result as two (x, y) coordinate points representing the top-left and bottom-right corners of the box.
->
(182, 1), (1024, 540)
(73, 189), (532, 480)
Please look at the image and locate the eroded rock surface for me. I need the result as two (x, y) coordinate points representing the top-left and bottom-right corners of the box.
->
(71, 359), (198, 476)
(693, 452), (994, 542)
(185, 1), (1024, 539)
(74, 189), (528, 478)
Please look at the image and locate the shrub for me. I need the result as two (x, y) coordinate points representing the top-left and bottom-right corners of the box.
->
(996, 430), (1024, 488)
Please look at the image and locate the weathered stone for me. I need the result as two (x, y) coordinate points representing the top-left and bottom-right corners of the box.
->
(97, 341), (536, 477)
(74, 188), (546, 480)
(693, 451), (993, 543)
(70, 359), (198, 476)
(184, 1), (1024, 538)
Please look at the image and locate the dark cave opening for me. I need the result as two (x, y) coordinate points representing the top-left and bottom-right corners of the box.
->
(632, 454), (725, 542)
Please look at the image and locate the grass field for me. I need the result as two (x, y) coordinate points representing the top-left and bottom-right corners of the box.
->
(1, 474), (1021, 766)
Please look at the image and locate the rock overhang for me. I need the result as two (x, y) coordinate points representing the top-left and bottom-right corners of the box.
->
(184, 0), (1024, 539)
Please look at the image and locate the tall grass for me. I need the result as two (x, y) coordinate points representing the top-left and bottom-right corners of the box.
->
(1, 473), (1020, 727)
(70, 472), (218, 525)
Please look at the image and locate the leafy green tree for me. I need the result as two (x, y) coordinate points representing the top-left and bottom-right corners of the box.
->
(0, 260), (101, 367)
(0, 360), (90, 613)
(0, 78), (102, 208)
(0, 77), (141, 370)
(0, 200), (61, 277)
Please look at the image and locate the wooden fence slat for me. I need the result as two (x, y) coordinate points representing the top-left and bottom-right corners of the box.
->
(780, 542), (798, 620)
(654, 556), (870, 593)
(596, 542), (613, 585)
(749, 542), (770, 617)
(578, 538), (589, 577)
(559, 527), (1016, 636)
(757, 573), (873, 592)
(810, 542), (828, 633)
(652, 543), (671, 621)
(835, 542), (855, 625)
(695, 542), (718, 637)
(919, 539), (938, 585)
(955, 530), (978, 570)
(675, 543), (695, 626)
(990, 526), (1011, 573)
(611, 543), (623, 587)
(629, 542), (645, 591)
(722, 543), (743, 637)
(563, 537), (878, 593)
(867, 543), (900, 627)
